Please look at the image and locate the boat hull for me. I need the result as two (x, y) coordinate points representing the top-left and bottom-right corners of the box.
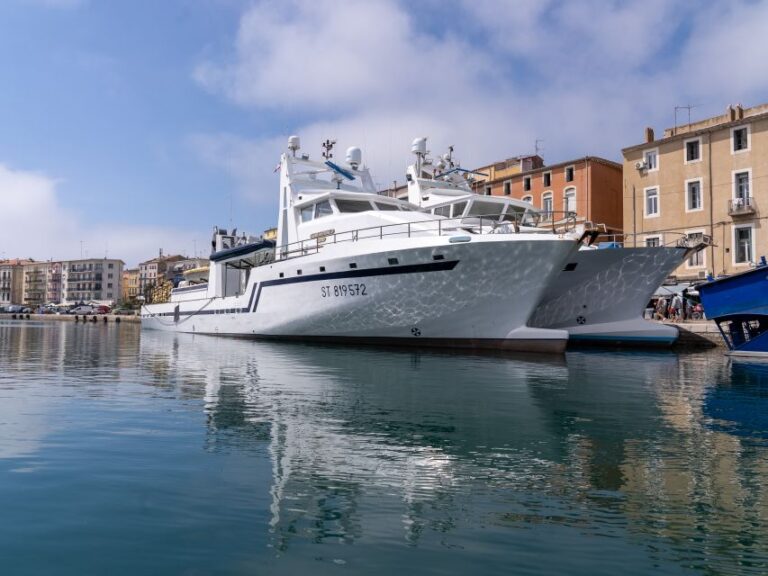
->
(142, 236), (576, 352)
(528, 246), (688, 345)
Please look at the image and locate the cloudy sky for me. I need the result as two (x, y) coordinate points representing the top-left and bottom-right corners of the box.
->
(1, 0), (767, 266)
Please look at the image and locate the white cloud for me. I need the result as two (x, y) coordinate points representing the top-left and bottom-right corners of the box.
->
(0, 163), (197, 267)
(192, 0), (768, 213)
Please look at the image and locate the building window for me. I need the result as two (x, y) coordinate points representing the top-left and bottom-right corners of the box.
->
(108, 263), (114, 269)
(732, 126), (750, 153)
(645, 235), (662, 247)
(564, 187), (576, 214)
(685, 138), (701, 163)
(686, 179), (703, 212)
(542, 192), (553, 220)
(734, 170), (751, 201)
(644, 148), (659, 171)
(734, 225), (754, 264)
(543, 172), (551, 187)
(644, 187), (659, 217)
(523, 176), (531, 192)
(522, 195), (533, 204)
(686, 232), (705, 267)
(503, 181), (511, 196)
(565, 166), (574, 182)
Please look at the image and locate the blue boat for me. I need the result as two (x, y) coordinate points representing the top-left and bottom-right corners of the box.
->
(698, 257), (768, 356)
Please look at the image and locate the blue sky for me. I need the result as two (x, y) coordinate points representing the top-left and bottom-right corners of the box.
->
(1, 0), (767, 266)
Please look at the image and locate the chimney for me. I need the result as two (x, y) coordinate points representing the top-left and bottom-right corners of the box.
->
(727, 105), (736, 122)
(736, 104), (744, 119)
(644, 127), (655, 143)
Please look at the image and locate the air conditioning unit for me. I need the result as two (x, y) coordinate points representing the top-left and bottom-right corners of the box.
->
(635, 161), (647, 170)
(698, 270), (707, 279)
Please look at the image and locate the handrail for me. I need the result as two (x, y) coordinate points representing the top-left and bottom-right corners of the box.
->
(272, 211), (579, 265)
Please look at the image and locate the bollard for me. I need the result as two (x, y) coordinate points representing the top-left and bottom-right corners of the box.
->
(12, 314), (16, 319)
(90, 316), (97, 323)
(115, 317), (121, 323)
(25, 314), (30, 319)
(103, 316), (108, 323)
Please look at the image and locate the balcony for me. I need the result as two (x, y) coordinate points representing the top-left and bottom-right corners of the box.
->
(729, 196), (756, 216)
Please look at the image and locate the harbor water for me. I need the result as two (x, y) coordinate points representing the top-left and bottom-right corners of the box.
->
(1, 319), (767, 575)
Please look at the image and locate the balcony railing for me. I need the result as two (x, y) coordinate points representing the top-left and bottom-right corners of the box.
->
(729, 196), (756, 216)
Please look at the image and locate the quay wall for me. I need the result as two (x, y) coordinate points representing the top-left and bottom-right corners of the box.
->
(0, 313), (140, 323)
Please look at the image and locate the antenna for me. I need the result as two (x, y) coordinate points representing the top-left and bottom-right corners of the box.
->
(534, 139), (544, 157)
(321, 139), (336, 159)
(674, 104), (697, 132)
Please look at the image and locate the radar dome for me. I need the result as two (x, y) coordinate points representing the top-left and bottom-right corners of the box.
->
(411, 137), (427, 156)
(346, 146), (362, 169)
(287, 135), (301, 153)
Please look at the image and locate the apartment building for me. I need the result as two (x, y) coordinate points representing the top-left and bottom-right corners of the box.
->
(622, 103), (768, 281)
(61, 258), (124, 304)
(122, 268), (140, 302)
(22, 261), (62, 307)
(139, 253), (185, 294)
(473, 156), (624, 233)
(0, 259), (30, 307)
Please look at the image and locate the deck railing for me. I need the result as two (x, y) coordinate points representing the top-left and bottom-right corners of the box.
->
(276, 211), (578, 262)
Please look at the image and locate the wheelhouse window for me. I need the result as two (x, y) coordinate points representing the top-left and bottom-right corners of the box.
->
(433, 205), (451, 217)
(315, 200), (333, 217)
(501, 205), (526, 222)
(686, 180), (702, 211)
(450, 201), (467, 218)
(734, 226), (753, 264)
(335, 199), (373, 213)
(300, 205), (314, 222)
(685, 138), (701, 163)
(374, 202), (399, 211)
(467, 200), (503, 218)
(644, 187), (659, 217)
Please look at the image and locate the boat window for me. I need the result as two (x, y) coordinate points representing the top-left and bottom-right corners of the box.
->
(315, 200), (333, 218)
(467, 200), (502, 219)
(451, 202), (467, 218)
(335, 199), (373, 213)
(300, 205), (314, 222)
(501, 205), (526, 222)
(375, 202), (399, 211)
(434, 205), (451, 217)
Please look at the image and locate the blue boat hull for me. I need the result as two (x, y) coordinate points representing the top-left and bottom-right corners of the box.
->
(699, 265), (768, 355)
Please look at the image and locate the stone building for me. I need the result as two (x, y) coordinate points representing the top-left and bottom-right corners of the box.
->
(122, 268), (140, 302)
(22, 261), (62, 307)
(622, 103), (768, 281)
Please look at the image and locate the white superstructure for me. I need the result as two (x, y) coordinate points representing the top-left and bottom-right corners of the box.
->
(141, 138), (579, 352)
(406, 140), (705, 345)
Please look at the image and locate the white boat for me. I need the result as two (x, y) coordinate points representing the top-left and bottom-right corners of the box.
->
(141, 137), (580, 352)
(406, 141), (707, 345)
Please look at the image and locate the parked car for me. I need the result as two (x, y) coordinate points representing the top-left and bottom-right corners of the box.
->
(112, 308), (137, 316)
(95, 305), (111, 315)
(67, 305), (94, 315)
(6, 305), (24, 313)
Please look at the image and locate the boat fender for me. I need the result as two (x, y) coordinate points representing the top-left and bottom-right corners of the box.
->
(449, 235), (471, 243)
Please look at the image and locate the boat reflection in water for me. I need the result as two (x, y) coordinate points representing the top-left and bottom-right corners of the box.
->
(139, 330), (768, 573)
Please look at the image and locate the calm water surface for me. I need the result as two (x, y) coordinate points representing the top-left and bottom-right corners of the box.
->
(1, 319), (767, 575)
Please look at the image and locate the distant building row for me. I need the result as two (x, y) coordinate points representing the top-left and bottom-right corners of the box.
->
(0, 258), (124, 308)
(0, 252), (210, 308)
